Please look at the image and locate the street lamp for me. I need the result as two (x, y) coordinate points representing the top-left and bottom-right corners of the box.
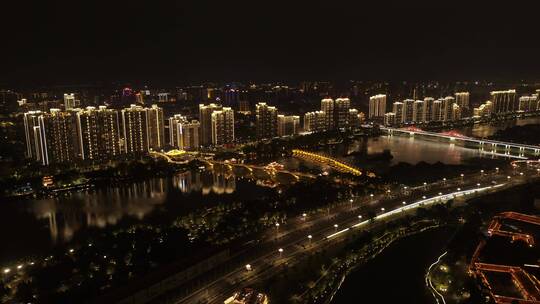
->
(308, 235), (312, 245)
(245, 264), (252, 271)
(349, 199), (354, 209)
(402, 201), (406, 205)
(358, 215), (363, 219)
(302, 213), (307, 220)
(507, 176), (511, 180)
(380, 207), (385, 212)
(334, 224), (339, 231)
(495, 167), (499, 173)
(278, 248), (283, 257)
(457, 187), (461, 191)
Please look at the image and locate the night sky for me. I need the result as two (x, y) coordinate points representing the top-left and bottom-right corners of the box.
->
(2, 1), (540, 85)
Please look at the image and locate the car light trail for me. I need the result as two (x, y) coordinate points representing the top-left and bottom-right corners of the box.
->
(352, 184), (506, 229)
(326, 228), (350, 239)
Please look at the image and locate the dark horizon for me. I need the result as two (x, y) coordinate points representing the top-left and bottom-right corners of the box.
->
(2, 1), (540, 86)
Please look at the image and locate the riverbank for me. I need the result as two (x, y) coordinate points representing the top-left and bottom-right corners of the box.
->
(331, 227), (454, 304)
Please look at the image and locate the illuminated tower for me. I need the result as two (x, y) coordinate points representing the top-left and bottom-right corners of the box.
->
(146, 104), (165, 151)
(211, 107), (234, 145)
(199, 103), (222, 146)
(320, 98), (335, 130)
(76, 106), (121, 161)
(368, 94), (387, 118)
(335, 98), (351, 128)
(121, 104), (149, 154)
(277, 115), (300, 136)
(255, 102), (278, 139)
(490, 89), (516, 114)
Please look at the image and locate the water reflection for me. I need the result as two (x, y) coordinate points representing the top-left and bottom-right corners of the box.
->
(173, 170), (236, 195)
(28, 178), (167, 243)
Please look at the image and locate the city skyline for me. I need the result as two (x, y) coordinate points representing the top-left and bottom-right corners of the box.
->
(2, 2), (540, 304)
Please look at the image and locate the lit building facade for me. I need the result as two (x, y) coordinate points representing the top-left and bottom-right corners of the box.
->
(255, 102), (278, 139)
(199, 103), (222, 146)
(303, 111), (326, 132)
(490, 89), (516, 114)
(169, 115), (200, 150)
(76, 106), (121, 161)
(320, 98), (335, 130)
(277, 115), (300, 136)
(146, 104), (165, 151)
(455, 92), (470, 110)
(335, 98), (351, 128)
(121, 104), (149, 154)
(368, 94), (387, 118)
(211, 107), (234, 145)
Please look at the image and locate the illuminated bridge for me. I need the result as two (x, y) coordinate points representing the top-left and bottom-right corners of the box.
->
(381, 126), (540, 159)
(292, 149), (363, 176)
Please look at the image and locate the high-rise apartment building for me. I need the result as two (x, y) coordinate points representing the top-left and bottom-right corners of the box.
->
(412, 100), (424, 122)
(422, 97), (434, 122)
(490, 90), (516, 114)
(64, 93), (79, 110)
(451, 104), (462, 121)
(455, 92), (470, 110)
(211, 107), (234, 145)
(320, 98), (335, 130)
(443, 96), (455, 121)
(392, 102), (404, 124)
(23, 110), (44, 160)
(24, 109), (79, 165)
(473, 101), (493, 117)
(45, 109), (77, 164)
(169, 114), (200, 150)
(335, 98), (351, 128)
(348, 109), (362, 128)
(432, 99), (443, 121)
(384, 112), (396, 126)
(199, 103), (222, 146)
(401, 99), (414, 123)
(238, 100), (251, 113)
(121, 104), (149, 154)
(277, 115), (300, 136)
(518, 95), (538, 112)
(368, 94), (387, 118)
(255, 102), (278, 139)
(76, 106), (121, 161)
(303, 111), (326, 132)
(146, 104), (165, 151)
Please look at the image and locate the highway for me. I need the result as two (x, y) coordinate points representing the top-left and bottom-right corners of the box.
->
(154, 166), (539, 304)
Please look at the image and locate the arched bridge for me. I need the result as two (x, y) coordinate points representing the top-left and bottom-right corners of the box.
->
(292, 149), (363, 176)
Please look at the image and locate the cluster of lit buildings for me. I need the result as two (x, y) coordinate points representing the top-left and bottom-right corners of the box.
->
(474, 90), (540, 117)
(383, 93), (467, 126)
(378, 89), (540, 126)
(23, 104), (166, 165)
(23, 92), (241, 165)
(255, 102), (300, 139)
(303, 98), (364, 132)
